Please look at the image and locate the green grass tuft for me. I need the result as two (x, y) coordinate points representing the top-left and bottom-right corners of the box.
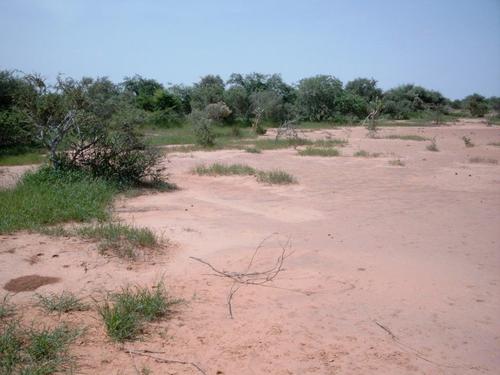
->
(383, 134), (429, 141)
(0, 295), (15, 320)
(36, 291), (88, 314)
(0, 167), (116, 234)
(192, 163), (257, 176)
(0, 322), (79, 375)
(298, 147), (340, 157)
(98, 282), (180, 342)
(76, 222), (159, 259)
(256, 170), (297, 185)
(244, 147), (262, 154)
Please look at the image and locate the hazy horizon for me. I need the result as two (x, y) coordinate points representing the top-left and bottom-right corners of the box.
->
(1, 0), (499, 99)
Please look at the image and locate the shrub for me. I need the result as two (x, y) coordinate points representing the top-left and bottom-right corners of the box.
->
(426, 138), (439, 151)
(462, 136), (474, 147)
(464, 94), (488, 117)
(204, 101), (232, 122)
(0, 295), (15, 320)
(193, 163), (256, 176)
(190, 110), (215, 146)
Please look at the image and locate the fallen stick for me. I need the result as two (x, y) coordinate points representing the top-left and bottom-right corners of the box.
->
(125, 349), (207, 375)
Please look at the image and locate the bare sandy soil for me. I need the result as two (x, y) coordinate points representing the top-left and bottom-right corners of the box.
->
(1, 120), (500, 374)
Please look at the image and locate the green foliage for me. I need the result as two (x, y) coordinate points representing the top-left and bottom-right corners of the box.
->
(190, 75), (225, 110)
(296, 75), (344, 121)
(464, 94), (489, 117)
(353, 150), (381, 157)
(76, 222), (158, 259)
(204, 101), (232, 122)
(345, 78), (382, 101)
(298, 147), (340, 157)
(0, 150), (45, 166)
(36, 292), (88, 313)
(0, 167), (116, 234)
(98, 283), (179, 342)
(244, 147), (261, 153)
(382, 84), (446, 119)
(388, 159), (405, 166)
(190, 110), (216, 146)
(0, 322), (78, 375)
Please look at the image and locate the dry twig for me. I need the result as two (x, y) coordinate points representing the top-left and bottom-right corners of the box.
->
(125, 349), (207, 375)
(190, 234), (293, 318)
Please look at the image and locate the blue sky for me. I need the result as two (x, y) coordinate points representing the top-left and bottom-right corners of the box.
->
(1, 0), (499, 99)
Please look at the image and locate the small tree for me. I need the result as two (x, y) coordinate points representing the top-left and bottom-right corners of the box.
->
(465, 94), (488, 117)
(205, 101), (232, 122)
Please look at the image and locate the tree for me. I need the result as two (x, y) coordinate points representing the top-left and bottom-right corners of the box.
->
(345, 78), (382, 102)
(382, 84), (446, 119)
(190, 75), (225, 110)
(122, 75), (164, 111)
(464, 94), (489, 117)
(296, 75), (344, 121)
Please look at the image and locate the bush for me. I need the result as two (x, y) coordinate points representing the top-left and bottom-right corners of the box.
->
(36, 292), (88, 313)
(190, 110), (215, 146)
(204, 101), (232, 122)
(464, 94), (489, 117)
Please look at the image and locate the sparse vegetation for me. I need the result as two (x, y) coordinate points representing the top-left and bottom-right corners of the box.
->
(488, 142), (500, 147)
(383, 134), (429, 141)
(462, 136), (474, 147)
(244, 147), (261, 154)
(0, 295), (15, 320)
(426, 138), (439, 151)
(469, 157), (498, 164)
(0, 321), (79, 375)
(98, 282), (179, 342)
(192, 163), (296, 185)
(353, 150), (381, 157)
(298, 147), (340, 157)
(0, 151), (45, 166)
(36, 291), (88, 313)
(389, 159), (405, 166)
(256, 170), (297, 184)
(76, 222), (159, 259)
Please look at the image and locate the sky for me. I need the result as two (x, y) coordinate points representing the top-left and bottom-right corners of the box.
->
(0, 0), (499, 99)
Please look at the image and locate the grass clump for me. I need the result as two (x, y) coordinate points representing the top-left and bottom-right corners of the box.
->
(0, 322), (79, 375)
(353, 150), (381, 157)
(313, 139), (348, 147)
(0, 152), (45, 166)
(36, 291), (88, 314)
(388, 159), (405, 166)
(462, 136), (474, 147)
(76, 222), (158, 259)
(383, 134), (429, 141)
(0, 167), (116, 234)
(244, 147), (261, 154)
(192, 163), (256, 177)
(488, 142), (500, 147)
(426, 138), (439, 152)
(469, 157), (498, 165)
(298, 147), (340, 157)
(256, 170), (297, 185)
(98, 282), (179, 342)
(0, 295), (15, 320)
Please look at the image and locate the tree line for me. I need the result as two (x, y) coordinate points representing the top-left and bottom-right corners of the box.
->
(1, 69), (499, 155)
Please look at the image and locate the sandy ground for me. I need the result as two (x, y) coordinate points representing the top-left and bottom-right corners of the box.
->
(1, 120), (500, 374)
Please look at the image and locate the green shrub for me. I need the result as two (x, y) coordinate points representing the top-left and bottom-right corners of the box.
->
(0, 167), (116, 234)
(192, 163), (256, 176)
(190, 110), (215, 146)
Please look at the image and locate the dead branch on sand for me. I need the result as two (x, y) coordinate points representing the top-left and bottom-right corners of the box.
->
(190, 234), (293, 319)
(125, 349), (207, 375)
(374, 320), (462, 369)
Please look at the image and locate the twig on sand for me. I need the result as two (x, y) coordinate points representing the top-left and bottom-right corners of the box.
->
(190, 233), (293, 319)
(374, 320), (462, 369)
(125, 349), (207, 375)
